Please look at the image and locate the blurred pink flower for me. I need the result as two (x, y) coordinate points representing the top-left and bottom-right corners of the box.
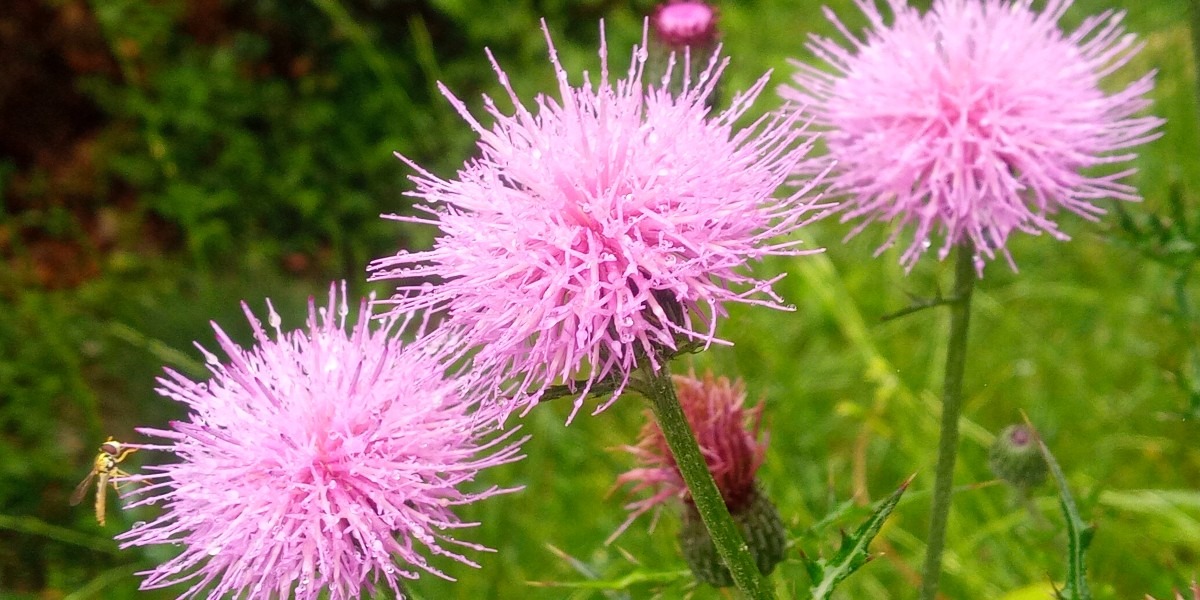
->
(652, 1), (719, 48)
(117, 284), (526, 600)
(612, 372), (767, 537)
(781, 0), (1162, 271)
(371, 24), (827, 421)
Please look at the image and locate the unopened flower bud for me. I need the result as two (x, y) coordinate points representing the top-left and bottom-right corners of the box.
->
(613, 373), (782, 587)
(679, 484), (786, 587)
(989, 424), (1047, 490)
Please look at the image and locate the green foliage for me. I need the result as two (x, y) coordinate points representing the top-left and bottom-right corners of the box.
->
(80, 0), (651, 269)
(1112, 184), (1200, 418)
(802, 476), (911, 599)
(1034, 423), (1096, 600)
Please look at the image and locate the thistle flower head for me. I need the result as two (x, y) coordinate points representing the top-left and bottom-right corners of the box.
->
(371, 23), (826, 421)
(117, 284), (526, 600)
(613, 372), (767, 535)
(781, 0), (1162, 271)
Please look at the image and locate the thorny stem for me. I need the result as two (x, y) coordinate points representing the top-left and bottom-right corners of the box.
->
(919, 244), (977, 600)
(636, 361), (774, 600)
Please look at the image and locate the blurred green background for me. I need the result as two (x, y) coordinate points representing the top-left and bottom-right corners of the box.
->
(1, 0), (1197, 598)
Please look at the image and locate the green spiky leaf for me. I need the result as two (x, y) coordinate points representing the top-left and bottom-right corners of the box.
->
(1032, 426), (1095, 600)
(802, 475), (912, 600)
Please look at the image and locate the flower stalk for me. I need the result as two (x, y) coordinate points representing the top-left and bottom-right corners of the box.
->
(919, 244), (977, 600)
(637, 362), (774, 600)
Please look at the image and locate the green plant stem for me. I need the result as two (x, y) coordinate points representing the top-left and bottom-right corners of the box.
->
(919, 244), (977, 600)
(639, 362), (774, 600)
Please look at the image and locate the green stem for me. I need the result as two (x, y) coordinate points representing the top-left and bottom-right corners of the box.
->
(639, 362), (774, 599)
(919, 244), (977, 600)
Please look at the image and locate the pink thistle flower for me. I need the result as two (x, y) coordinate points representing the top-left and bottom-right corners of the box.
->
(612, 372), (767, 535)
(116, 284), (526, 600)
(780, 0), (1163, 271)
(370, 23), (828, 421)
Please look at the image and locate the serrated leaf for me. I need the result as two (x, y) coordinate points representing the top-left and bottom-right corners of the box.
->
(1030, 425), (1093, 600)
(803, 475), (913, 600)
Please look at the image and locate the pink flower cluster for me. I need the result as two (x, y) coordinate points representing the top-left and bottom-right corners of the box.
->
(118, 0), (1164, 594)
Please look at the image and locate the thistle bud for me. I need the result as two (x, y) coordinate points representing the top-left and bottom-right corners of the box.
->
(988, 424), (1048, 490)
(679, 484), (786, 587)
(613, 372), (784, 587)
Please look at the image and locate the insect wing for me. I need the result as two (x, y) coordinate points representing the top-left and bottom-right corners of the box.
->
(69, 468), (97, 507)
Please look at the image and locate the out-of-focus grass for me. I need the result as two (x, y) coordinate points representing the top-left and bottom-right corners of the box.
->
(1, 0), (1197, 599)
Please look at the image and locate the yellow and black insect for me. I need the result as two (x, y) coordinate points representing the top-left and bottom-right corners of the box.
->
(70, 437), (136, 526)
